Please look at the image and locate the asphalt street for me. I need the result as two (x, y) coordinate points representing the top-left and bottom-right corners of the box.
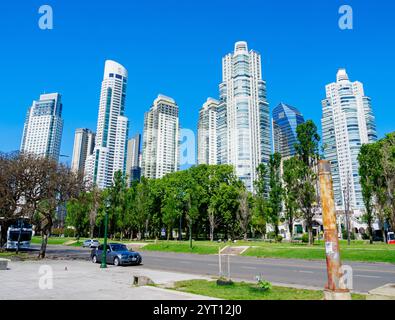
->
(29, 244), (395, 293)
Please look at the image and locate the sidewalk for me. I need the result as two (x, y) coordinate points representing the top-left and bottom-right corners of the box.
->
(0, 260), (217, 300)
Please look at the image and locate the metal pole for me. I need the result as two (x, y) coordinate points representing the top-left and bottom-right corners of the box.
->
(219, 247), (222, 278)
(100, 205), (109, 269)
(179, 215), (182, 241)
(318, 160), (351, 300)
(227, 255), (230, 280)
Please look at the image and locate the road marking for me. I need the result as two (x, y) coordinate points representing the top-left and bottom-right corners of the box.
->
(298, 270), (314, 274)
(179, 261), (191, 264)
(355, 274), (381, 279)
(207, 264), (217, 267)
(241, 266), (257, 270)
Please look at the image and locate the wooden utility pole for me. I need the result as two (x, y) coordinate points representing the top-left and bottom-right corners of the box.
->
(318, 160), (351, 300)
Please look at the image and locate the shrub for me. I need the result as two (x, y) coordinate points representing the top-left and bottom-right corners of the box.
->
(257, 279), (272, 292)
(276, 235), (283, 243)
(51, 228), (64, 237)
(267, 231), (276, 240)
(301, 233), (309, 243)
(342, 230), (356, 240)
(64, 228), (75, 238)
(361, 233), (370, 240)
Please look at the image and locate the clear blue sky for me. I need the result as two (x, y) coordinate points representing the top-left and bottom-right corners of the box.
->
(0, 0), (394, 166)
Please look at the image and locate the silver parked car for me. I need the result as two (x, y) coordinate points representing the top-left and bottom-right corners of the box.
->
(91, 243), (142, 266)
(83, 239), (100, 248)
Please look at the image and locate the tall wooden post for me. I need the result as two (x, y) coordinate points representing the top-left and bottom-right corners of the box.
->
(318, 160), (351, 300)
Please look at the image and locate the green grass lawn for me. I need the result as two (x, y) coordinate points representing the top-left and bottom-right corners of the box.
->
(141, 240), (395, 263)
(171, 280), (365, 300)
(242, 242), (395, 263)
(31, 236), (74, 245)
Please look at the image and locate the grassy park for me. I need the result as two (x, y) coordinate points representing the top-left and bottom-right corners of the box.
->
(170, 280), (366, 300)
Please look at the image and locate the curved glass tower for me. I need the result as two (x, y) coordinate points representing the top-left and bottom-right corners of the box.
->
(85, 60), (129, 189)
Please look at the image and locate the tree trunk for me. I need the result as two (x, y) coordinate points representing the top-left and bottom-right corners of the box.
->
(243, 232), (248, 241)
(308, 226), (314, 245)
(189, 224), (193, 249)
(382, 228), (387, 244)
(89, 223), (94, 239)
(367, 223), (373, 245)
(39, 231), (49, 259)
(209, 224), (214, 242)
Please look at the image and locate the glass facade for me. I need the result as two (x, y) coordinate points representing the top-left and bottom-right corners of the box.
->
(217, 41), (270, 192)
(272, 103), (305, 158)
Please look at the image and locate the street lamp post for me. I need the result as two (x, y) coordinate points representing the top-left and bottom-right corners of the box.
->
(100, 200), (110, 269)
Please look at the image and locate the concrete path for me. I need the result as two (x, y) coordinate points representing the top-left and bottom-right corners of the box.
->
(0, 260), (216, 300)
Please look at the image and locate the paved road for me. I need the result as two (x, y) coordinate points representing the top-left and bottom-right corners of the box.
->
(30, 244), (395, 293)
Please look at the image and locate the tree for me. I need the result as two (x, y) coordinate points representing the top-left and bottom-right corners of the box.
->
(134, 177), (151, 240)
(267, 153), (283, 237)
(162, 193), (179, 241)
(294, 120), (321, 245)
(252, 163), (269, 238)
(66, 193), (90, 240)
(236, 188), (252, 240)
(380, 133), (395, 232)
(87, 186), (102, 238)
(34, 161), (84, 259)
(107, 171), (128, 239)
(359, 143), (381, 243)
(283, 157), (301, 239)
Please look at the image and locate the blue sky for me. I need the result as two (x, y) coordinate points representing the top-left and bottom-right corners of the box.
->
(0, 0), (394, 165)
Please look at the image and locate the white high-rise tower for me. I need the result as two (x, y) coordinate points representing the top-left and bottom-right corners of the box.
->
(20, 93), (63, 161)
(197, 98), (219, 165)
(322, 69), (377, 211)
(217, 41), (271, 191)
(71, 128), (95, 175)
(142, 94), (179, 179)
(85, 60), (129, 189)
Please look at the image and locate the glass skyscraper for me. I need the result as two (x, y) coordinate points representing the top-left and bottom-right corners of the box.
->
(20, 93), (63, 161)
(272, 103), (305, 158)
(85, 60), (129, 189)
(217, 41), (270, 192)
(321, 69), (377, 211)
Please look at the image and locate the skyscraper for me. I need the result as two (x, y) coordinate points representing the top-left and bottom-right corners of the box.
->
(71, 128), (95, 175)
(197, 98), (219, 165)
(126, 133), (141, 185)
(217, 41), (271, 191)
(142, 94), (179, 179)
(20, 93), (63, 161)
(321, 69), (377, 211)
(272, 103), (305, 158)
(85, 60), (129, 189)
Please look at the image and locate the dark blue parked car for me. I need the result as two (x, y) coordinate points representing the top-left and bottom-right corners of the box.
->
(91, 243), (142, 266)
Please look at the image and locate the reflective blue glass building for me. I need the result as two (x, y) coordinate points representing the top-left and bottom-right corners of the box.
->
(272, 103), (305, 158)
